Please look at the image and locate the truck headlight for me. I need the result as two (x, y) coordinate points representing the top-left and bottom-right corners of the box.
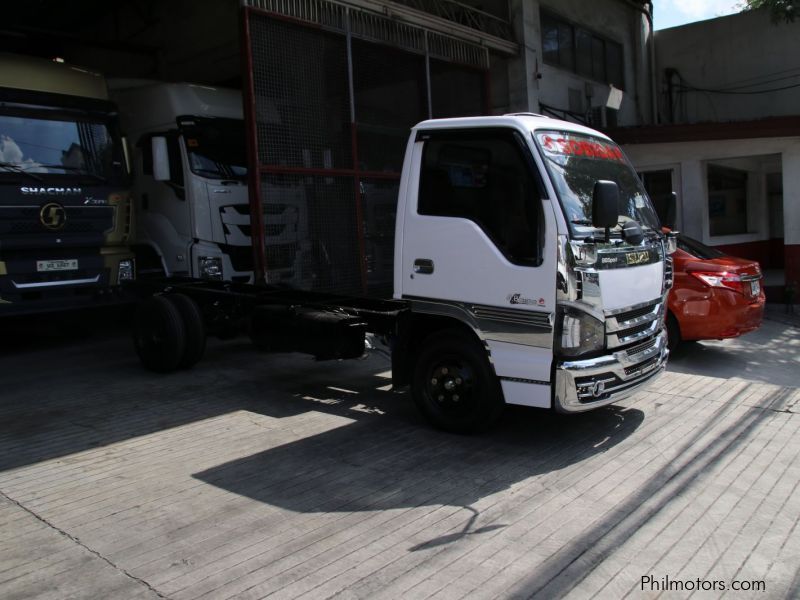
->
(198, 256), (223, 281)
(556, 306), (605, 357)
(118, 259), (135, 283)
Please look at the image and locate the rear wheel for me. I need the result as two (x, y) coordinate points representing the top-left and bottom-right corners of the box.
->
(166, 293), (206, 369)
(412, 329), (503, 433)
(666, 312), (681, 353)
(133, 296), (186, 373)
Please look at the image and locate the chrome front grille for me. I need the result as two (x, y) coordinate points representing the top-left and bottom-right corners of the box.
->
(605, 299), (664, 349)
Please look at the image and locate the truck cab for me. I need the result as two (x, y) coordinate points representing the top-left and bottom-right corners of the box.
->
(110, 82), (258, 283)
(395, 115), (672, 418)
(0, 54), (135, 315)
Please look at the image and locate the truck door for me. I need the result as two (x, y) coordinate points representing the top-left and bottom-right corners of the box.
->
(400, 127), (559, 408)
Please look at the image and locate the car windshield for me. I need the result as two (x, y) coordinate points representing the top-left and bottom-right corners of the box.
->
(180, 117), (247, 180)
(677, 234), (726, 259)
(0, 113), (125, 183)
(534, 130), (660, 239)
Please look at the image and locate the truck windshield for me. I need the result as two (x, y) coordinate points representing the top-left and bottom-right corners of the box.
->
(534, 130), (660, 239)
(180, 117), (247, 181)
(0, 112), (125, 183)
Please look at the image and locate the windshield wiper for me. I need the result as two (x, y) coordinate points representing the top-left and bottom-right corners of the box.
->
(0, 161), (43, 181)
(570, 218), (595, 226)
(34, 165), (108, 183)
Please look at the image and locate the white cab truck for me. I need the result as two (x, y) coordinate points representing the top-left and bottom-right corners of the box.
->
(110, 81), (260, 283)
(131, 114), (676, 432)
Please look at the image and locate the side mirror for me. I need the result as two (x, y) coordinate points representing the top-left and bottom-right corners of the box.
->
(664, 191), (677, 230)
(121, 136), (131, 175)
(592, 180), (619, 229)
(151, 136), (171, 182)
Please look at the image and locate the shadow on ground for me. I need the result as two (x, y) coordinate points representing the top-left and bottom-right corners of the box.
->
(192, 380), (644, 513)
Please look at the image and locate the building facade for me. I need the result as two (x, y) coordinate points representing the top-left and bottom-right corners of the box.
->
(618, 8), (800, 300)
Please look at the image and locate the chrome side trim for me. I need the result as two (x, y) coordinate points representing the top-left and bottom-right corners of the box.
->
(469, 304), (552, 329)
(500, 376), (549, 385)
(404, 295), (554, 348)
(11, 275), (101, 289)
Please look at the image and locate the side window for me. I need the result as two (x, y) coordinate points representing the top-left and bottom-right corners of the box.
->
(418, 130), (543, 266)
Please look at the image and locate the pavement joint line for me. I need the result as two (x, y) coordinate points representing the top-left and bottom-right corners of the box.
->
(0, 488), (170, 600)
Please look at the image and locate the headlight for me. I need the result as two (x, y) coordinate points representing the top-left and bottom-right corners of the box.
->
(198, 256), (223, 281)
(556, 305), (605, 357)
(118, 259), (135, 283)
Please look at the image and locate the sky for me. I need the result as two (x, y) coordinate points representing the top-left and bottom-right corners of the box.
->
(654, 0), (743, 30)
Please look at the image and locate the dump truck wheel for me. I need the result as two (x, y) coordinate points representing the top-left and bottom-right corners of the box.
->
(412, 329), (503, 433)
(133, 295), (187, 373)
(167, 293), (207, 369)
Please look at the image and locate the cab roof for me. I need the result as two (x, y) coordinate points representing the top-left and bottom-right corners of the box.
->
(413, 114), (612, 141)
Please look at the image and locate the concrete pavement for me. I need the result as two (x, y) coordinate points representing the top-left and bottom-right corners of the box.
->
(0, 317), (798, 599)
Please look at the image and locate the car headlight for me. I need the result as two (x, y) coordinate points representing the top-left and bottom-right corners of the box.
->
(118, 259), (135, 283)
(556, 305), (605, 357)
(198, 256), (223, 281)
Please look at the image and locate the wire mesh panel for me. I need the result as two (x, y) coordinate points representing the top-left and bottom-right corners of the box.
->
(352, 39), (427, 173)
(249, 16), (352, 170)
(360, 178), (398, 297)
(262, 174), (363, 294)
(430, 59), (487, 118)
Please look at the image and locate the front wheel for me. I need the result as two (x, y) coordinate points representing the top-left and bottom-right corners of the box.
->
(412, 329), (503, 433)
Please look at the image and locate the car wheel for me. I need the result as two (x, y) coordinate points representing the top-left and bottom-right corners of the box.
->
(666, 312), (681, 353)
(412, 329), (503, 433)
(133, 295), (187, 373)
(166, 293), (206, 369)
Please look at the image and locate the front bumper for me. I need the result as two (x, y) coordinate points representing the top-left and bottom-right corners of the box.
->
(554, 328), (669, 412)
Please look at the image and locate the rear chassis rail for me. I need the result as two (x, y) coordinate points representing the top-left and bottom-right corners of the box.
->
(129, 278), (408, 353)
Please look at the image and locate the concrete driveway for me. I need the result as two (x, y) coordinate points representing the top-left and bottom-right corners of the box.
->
(0, 315), (798, 599)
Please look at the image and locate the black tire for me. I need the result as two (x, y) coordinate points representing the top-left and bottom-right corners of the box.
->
(166, 293), (206, 369)
(666, 312), (681, 353)
(133, 295), (187, 373)
(412, 329), (504, 433)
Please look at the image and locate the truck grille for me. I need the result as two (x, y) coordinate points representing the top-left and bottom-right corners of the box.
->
(605, 299), (664, 349)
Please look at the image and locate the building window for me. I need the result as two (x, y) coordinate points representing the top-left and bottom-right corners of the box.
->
(708, 165), (748, 236)
(541, 10), (625, 90)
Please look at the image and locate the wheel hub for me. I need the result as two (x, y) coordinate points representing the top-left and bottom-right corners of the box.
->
(428, 363), (473, 410)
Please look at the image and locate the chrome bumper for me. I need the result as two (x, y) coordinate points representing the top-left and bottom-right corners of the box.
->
(554, 328), (669, 413)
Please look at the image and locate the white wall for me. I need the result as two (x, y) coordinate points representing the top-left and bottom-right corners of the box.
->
(508, 0), (654, 126)
(625, 137), (800, 246)
(656, 10), (800, 124)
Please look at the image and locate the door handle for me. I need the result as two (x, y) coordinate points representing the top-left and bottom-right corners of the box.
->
(413, 258), (434, 275)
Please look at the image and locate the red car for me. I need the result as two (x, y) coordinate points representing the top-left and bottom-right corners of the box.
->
(666, 234), (765, 351)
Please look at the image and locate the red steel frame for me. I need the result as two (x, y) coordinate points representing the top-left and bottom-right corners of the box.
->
(240, 4), (488, 291)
